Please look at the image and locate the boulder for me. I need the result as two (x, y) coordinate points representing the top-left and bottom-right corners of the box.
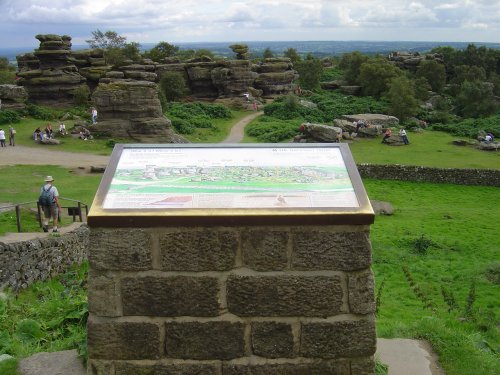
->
(370, 200), (394, 215)
(477, 142), (500, 151)
(320, 80), (346, 90)
(40, 137), (60, 145)
(383, 134), (405, 146)
(342, 114), (399, 127)
(300, 123), (342, 143)
(91, 79), (187, 143)
(340, 86), (362, 95)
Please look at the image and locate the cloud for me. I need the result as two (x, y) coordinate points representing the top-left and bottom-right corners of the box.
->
(0, 0), (498, 47)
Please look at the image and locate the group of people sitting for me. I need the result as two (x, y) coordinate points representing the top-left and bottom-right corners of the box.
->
(382, 127), (409, 145)
(33, 122), (93, 141)
(482, 133), (495, 143)
(353, 119), (373, 132)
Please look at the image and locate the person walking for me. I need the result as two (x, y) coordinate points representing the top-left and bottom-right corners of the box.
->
(399, 128), (409, 145)
(8, 125), (16, 146)
(39, 176), (62, 233)
(0, 128), (6, 147)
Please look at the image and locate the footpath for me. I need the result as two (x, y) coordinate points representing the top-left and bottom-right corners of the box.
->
(3, 113), (445, 375)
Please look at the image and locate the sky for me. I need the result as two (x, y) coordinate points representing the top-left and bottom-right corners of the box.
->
(0, 0), (499, 48)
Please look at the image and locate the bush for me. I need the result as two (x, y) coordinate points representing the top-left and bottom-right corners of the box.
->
(24, 104), (60, 121)
(72, 85), (90, 107)
(246, 117), (301, 142)
(264, 91), (388, 123)
(170, 118), (195, 134)
(159, 72), (188, 102)
(0, 110), (21, 125)
(430, 115), (500, 138)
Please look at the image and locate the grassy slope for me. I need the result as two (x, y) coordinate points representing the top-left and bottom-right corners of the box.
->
(366, 179), (499, 374)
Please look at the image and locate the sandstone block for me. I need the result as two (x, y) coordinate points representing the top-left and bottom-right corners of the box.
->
(121, 276), (220, 316)
(251, 322), (294, 358)
(165, 321), (245, 360)
(227, 275), (343, 317)
(292, 231), (371, 271)
(114, 362), (219, 375)
(348, 270), (376, 314)
(89, 229), (152, 270)
(241, 229), (288, 271)
(87, 319), (161, 360)
(222, 360), (350, 375)
(300, 320), (376, 358)
(350, 356), (376, 375)
(87, 271), (120, 316)
(159, 230), (238, 271)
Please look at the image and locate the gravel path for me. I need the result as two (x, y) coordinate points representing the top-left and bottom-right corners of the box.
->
(220, 111), (263, 143)
(0, 145), (109, 168)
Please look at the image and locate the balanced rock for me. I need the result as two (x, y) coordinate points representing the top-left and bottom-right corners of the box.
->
(17, 34), (86, 107)
(91, 79), (187, 143)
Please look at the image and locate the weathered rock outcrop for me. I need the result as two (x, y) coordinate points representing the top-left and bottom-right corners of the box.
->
(0, 84), (27, 110)
(388, 51), (444, 72)
(15, 35), (297, 105)
(16, 34), (86, 107)
(253, 58), (298, 96)
(91, 79), (187, 143)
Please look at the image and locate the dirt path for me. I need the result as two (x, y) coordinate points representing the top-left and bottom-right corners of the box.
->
(220, 111), (263, 143)
(0, 145), (109, 168)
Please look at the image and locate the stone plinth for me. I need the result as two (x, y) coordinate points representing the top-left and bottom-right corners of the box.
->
(86, 144), (375, 375)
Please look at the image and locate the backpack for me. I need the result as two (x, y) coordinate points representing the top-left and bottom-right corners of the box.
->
(38, 186), (54, 206)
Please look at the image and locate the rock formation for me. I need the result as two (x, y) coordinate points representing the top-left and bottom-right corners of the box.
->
(252, 58), (298, 96)
(388, 51), (444, 72)
(0, 84), (27, 110)
(91, 78), (187, 143)
(16, 34), (87, 107)
(15, 35), (297, 106)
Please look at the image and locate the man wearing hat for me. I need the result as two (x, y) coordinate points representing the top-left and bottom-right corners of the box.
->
(39, 176), (62, 233)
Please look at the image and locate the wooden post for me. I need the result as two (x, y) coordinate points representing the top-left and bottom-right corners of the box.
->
(15, 205), (22, 232)
(78, 202), (83, 222)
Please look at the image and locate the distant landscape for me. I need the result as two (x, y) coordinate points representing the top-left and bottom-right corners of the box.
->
(1, 40), (499, 63)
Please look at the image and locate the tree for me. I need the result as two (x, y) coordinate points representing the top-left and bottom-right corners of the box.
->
(451, 65), (487, 85)
(295, 56), (323, 90)
(416, 60), (446, 92)
(455, 80), (498, 118)
(86, 30), (126, 49)
(358, 58), (403, 98)
(413, 77), (432, 101)
(159, 72), (188, 102)
(385, 76), (419, 121)
(143, 42), (180, 62)
(339, 51), (369, 84)
(263, 47), (274, 59)
(283, 48), (301, 64)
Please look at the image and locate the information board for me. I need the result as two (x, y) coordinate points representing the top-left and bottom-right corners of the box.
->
(88, 144), (374, 226)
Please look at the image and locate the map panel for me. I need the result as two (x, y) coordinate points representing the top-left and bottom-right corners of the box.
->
(102, 146), (359, 209)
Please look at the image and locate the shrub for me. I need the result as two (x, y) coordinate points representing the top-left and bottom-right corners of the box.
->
(170, 118), (195, 134)
(0, 110), (21, 125)
(246, 117), (300, 142)
(24, 104), (60, 121)
(430, 115), (500, 138)
(72, 85), (90, 107)
(159, 72), (188, 102)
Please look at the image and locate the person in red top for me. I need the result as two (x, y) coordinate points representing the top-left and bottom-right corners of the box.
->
(382, 128), (392, 143)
